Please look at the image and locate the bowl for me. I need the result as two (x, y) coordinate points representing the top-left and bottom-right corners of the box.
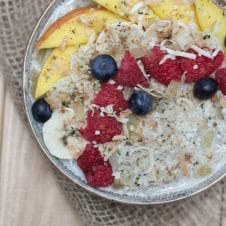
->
(23, 0), (226, 204)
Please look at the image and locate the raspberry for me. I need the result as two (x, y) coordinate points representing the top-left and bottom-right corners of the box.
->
(114, 51), (149, 88)
(77, 144), (104, 172)
(216, 68), (226, 95)
(180, 50), (224, 82)
(141, 47), (183, 85)
(85, 164), (114, 187)
(80, 110), (122, 144)
(77, 144), (114, 187)
(93, 83), (128, 113)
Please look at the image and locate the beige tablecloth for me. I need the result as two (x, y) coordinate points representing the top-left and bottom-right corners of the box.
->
(0, 71), (83, 226)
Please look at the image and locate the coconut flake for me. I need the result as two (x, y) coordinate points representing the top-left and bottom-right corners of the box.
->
(147, 38), (158, 49)
(212, 48), (220, 58)
(137, 13), (145, 31)
(112, 135), (128, 141)
(117, 85), (124, 91)
(130, 2), (145, 14)
(193, 64), (199, 70)
(137, 60), (150, 81)
(161, 46), (197, 59)
(141, 152), (154, 175)
(190, 45), (213, 59)
(95, 130), (101, 135)
(109, 79), (116, 85)
(159, 54), (176, 65)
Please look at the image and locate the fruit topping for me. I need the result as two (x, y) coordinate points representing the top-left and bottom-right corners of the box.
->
(129, 90), (153, 116)
(85, 164), (114, 187)
(216, 68), (226, 95)
(180, 49), (224, 82)
(42, 108), (86, 160)
(114, 51), (149, 88)
(32, 99), (52, 123)
(93, 83), (128, 113)
(77, 144), (114, 187)
(77, 144), (104, 172)
(80, 110), (122, 144)
(90, 54), (118, 81)
(141, 47), (183, 85)
(193, 78), (218, 100)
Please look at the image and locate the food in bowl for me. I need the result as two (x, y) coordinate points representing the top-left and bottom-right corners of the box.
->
(31, 0), (226, 190)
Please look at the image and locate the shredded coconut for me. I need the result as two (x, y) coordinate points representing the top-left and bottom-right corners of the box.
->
(117, 85), (124, 91)
(130, 2), (145, 14)
(160, 46), (197, 59)
(95, 130), (101, 135)
(193, 64), (198, 70)
(137, 60), (150, 81)
(190, 45), (213, 59)
(109, 80), (116, 85)
(159, 54), (176, 65)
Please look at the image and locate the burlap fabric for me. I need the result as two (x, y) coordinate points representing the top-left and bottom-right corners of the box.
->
(1, 0), (226, 225)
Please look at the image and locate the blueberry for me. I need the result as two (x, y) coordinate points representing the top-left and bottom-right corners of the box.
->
(90, 54), (117, 81)
(194, 78), (218, 100)
(32, 99), (52, 123)
(129, 90), (153, 116)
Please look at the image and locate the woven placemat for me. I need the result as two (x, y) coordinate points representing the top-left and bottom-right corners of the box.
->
(0, 0), (226, 225)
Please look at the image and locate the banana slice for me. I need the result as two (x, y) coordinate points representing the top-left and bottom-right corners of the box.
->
(43, 107), (87, 160)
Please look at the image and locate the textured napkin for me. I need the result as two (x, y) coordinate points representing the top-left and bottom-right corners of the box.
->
(0, 0), (226, 225)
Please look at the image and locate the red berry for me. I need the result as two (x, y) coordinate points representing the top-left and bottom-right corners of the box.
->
(114, 51), (149, 88)
(80, 110), (122, 144)
(77, 144), (114, 187)
(216, 68), (226, 95)
(141, 47), (183, 85)
(77, 144), (104, 172)
(85, 164), (114, 187)
(93, 83), (128, 113)
(180, 50), (224, 82)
